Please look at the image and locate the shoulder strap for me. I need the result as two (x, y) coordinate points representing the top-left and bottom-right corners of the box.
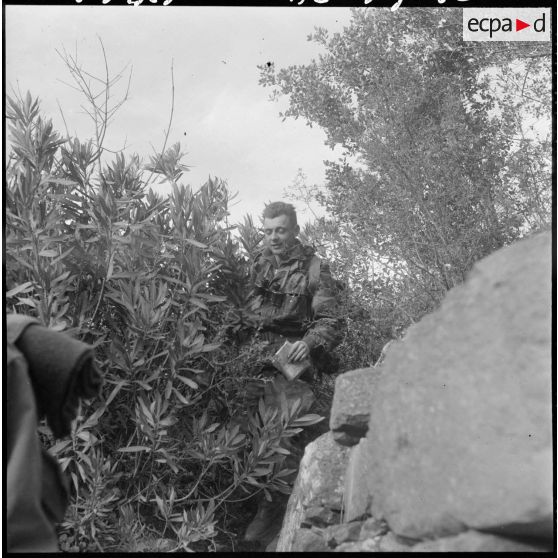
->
(307, 255), (321, 296)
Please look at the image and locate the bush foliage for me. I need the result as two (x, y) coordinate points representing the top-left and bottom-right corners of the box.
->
(5, 92), (339, 552)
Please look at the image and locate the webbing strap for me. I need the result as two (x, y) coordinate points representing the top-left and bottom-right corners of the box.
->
(307, 255), (321, 296)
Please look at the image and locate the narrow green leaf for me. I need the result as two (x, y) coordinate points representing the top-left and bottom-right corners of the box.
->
(38, 249), (58, 257)
(176, 375), (198, 390)
(172, 388), (191, 405)
(117, 446), (151, 453)
(184, 238), (208, 249)
(205, 422), (220, 434)
(200, 343), (221, 353)
(6, 282), (34, 298)
(16, 297), (37, 308)
(272, 447), (291, 456)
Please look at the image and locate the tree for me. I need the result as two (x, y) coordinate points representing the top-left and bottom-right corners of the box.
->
(260, 7), (551, 335)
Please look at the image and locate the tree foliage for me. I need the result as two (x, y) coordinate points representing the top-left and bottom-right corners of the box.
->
(261, 7), (551, 349)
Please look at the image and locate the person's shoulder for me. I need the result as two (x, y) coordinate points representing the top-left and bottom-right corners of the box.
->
(301, 246), (335, 272)
(301, 244), (317, 260)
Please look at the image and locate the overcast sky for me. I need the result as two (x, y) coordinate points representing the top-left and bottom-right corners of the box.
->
(5, 5), (355, 226)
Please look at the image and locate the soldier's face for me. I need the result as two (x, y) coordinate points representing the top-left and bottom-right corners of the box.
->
(263, 215), (300, 255)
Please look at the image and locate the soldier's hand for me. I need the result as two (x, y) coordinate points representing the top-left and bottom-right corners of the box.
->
(288, 340), (310, 363)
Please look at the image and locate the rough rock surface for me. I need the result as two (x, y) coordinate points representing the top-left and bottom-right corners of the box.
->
(329, 367), (380, 446)
(324, 521), (363, 547)
(335, 537), (380, 552)
(359, 516), (389, 539)
(377, 531), (420, 551)
(343, 439), (371, 522)
(363, 231), (553, 540)
(411, 530), (550, 552)
(302, 506), (341, 528)
(332, 430), (361, 446)
(291, 528), (331, 552)
(334, 528), (418, 552)
(276, 432), (351, 552)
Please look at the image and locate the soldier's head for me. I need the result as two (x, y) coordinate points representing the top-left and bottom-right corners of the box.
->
(262, 201), (300, 255)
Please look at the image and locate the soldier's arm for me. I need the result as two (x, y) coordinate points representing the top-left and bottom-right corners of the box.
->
(302, 261), (345, 353)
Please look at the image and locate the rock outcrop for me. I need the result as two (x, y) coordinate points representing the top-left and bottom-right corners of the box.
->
(276, 431), (350, 552)
(277, 231), (553, 552)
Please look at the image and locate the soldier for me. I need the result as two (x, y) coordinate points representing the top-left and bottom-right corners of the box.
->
(242, 201), (344, 547)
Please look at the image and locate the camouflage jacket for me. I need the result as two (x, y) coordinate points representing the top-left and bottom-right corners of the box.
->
(247, 240), (344, 356)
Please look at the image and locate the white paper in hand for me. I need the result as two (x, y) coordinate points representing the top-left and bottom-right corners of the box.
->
(271, 341), (311, 381)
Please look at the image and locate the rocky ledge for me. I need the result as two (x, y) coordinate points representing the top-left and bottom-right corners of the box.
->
(277, 231), (553, 553)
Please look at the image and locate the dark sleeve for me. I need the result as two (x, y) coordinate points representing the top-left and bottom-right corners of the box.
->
(7, 342), (61, 552)
(302, 260), (345, 353)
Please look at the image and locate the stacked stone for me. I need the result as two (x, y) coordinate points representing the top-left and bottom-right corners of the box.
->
(276, 432), (349, 552)
(276, 231), (553, 553)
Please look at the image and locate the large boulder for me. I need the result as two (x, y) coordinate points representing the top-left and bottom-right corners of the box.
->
(276, 432), (351, 552)
(363, 231), (552, 540)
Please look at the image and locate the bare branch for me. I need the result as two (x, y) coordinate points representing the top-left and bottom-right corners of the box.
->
(57, 40), (133, 179)
(102, 141), (129, 155)
(55, 78), (83, 94)
(96, 36), (111, 165)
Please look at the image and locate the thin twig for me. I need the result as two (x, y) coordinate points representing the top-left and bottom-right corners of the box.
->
(97, 36), (110, 166)
(55, 78), (83, 94)
(144, 59), (176, 190)
(56, 99), (71, 139)
(90, 276), (106, 324)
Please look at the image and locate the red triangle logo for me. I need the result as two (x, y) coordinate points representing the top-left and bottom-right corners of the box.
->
(516, 19), (530, 32)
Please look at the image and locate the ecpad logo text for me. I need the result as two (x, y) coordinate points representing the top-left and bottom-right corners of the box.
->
(463, 8), (550, 42)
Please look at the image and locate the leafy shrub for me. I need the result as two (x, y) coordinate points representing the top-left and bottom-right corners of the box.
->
(5, 92), (328, 552)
